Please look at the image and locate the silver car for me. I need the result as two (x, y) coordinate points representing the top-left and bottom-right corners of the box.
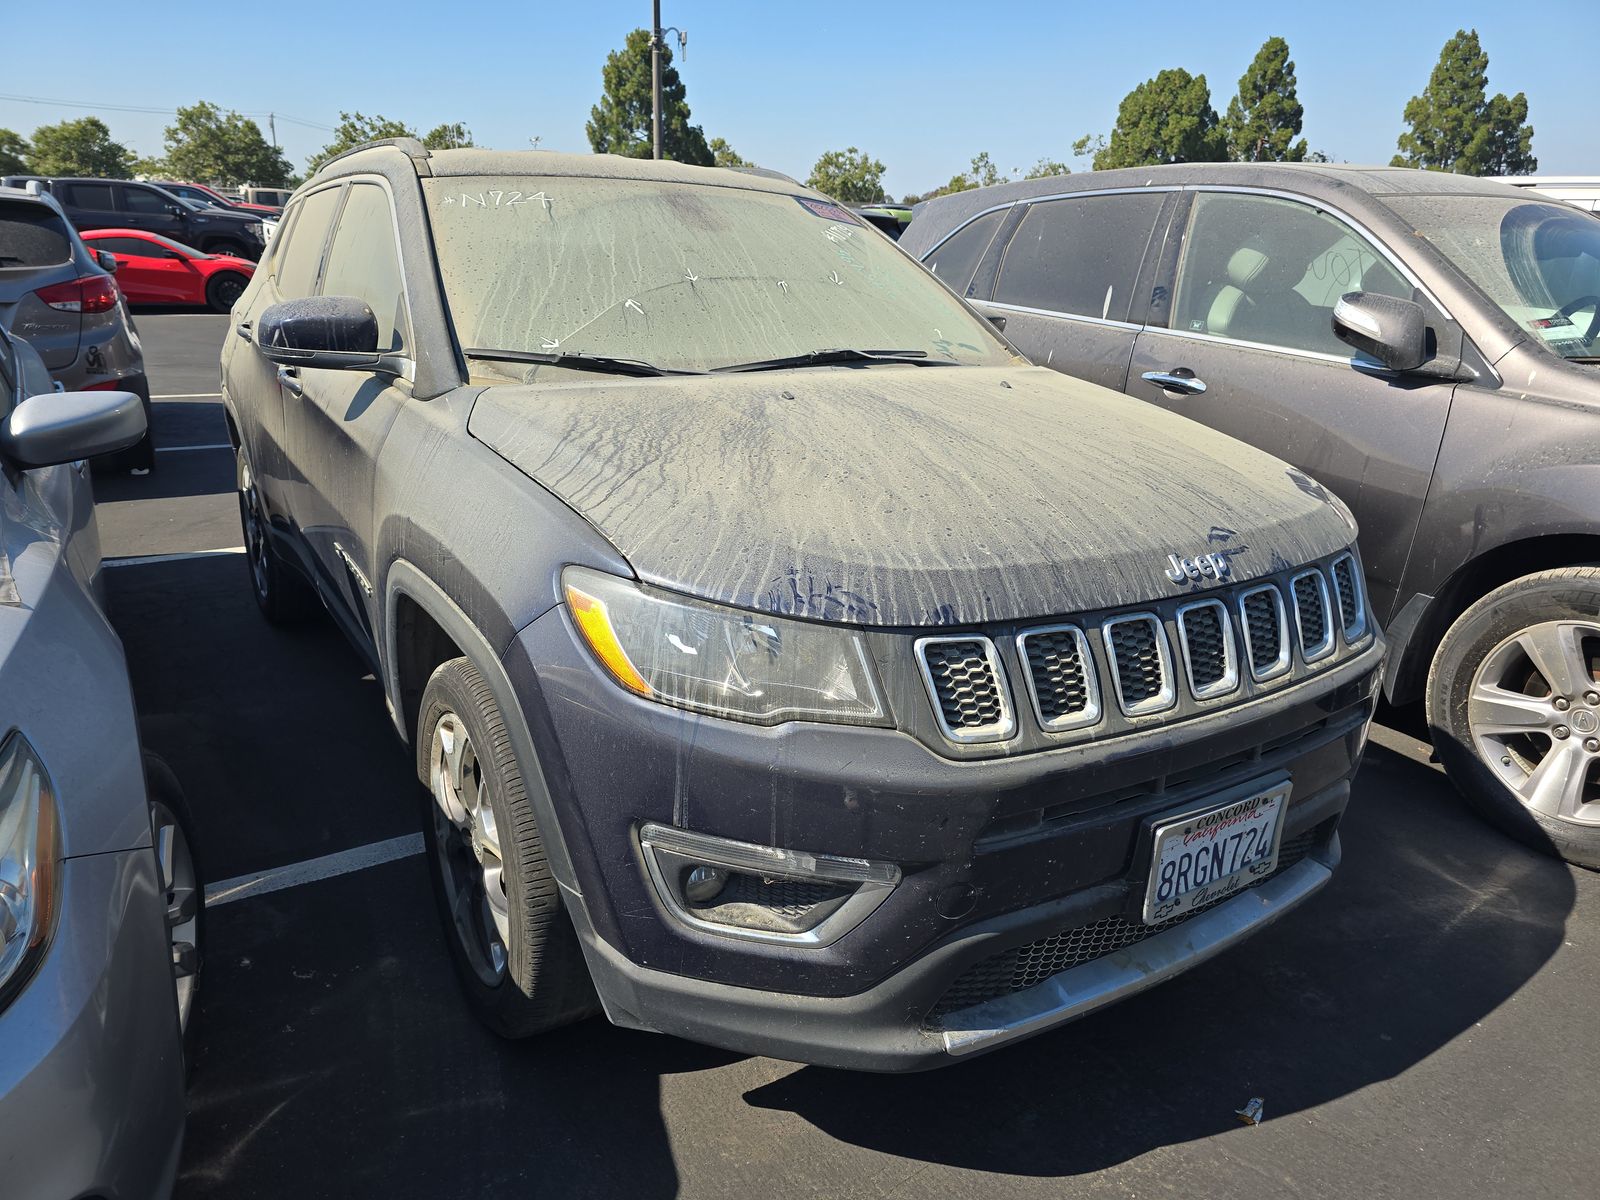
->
(0, 327), (198, 1198)
(0, 183), (154, 469)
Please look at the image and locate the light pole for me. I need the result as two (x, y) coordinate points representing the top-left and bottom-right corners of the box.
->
(649, 3), (687, 160)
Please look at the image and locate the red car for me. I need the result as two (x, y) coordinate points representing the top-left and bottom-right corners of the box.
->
(81, 229), (254, 312)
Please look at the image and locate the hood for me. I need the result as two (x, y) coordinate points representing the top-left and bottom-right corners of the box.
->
(468, 365), (1357, 627)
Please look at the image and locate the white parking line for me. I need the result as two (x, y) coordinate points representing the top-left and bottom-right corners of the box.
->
(155, 442), (232, 454)
(104, 547), (245, 568)
(153, 392), (223, 399)
(205, 833), (425, 906)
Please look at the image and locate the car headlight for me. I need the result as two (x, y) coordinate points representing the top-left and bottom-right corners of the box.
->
(563, 567), (888, 726)
(0, 732), (60, 1007)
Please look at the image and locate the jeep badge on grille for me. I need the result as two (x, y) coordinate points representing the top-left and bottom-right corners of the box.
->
(1166, 552), (1232, 585)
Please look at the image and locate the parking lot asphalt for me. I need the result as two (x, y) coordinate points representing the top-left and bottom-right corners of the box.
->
(107, 312), (1598, 1200)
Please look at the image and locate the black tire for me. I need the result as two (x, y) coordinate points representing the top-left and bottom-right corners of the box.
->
(144, 751), (204, 1069)
(418, 656), (598, 1037)
(1427, 567), (1600, 869)
(91, 373), (155, 473)
(205, 271), (249, 313)
(235, 447), (316, 624)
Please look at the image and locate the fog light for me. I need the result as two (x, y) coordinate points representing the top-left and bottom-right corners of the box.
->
(684, 865), (728, 904)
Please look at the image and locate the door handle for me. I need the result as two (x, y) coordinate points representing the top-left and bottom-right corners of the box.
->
(1141, 369), (1208, 396)
(277, 366), (304, 397)
(235, 320), (252, 342)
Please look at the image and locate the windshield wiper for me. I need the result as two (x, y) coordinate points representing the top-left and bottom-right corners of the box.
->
(711, 348), (954, 373)
(464, 348), (700, 378)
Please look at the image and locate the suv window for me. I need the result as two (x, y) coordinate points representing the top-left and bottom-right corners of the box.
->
(274, 186), (342, 299)
(63, 182), (115, 211)
(1172, 192), (1412, 357)
(992, 193), (1164, 321)
(924, 209), (1004, 295)
(0, 202), (71, 267)
(319, 183), (408, 352)
(122, 186), (172, 215)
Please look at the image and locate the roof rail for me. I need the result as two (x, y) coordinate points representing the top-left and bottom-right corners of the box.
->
(318, 136), (432, 174)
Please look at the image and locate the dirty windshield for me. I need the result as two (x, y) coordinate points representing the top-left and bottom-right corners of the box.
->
(1389, 195), (1600, 362)
(423, 175), (1013, 377)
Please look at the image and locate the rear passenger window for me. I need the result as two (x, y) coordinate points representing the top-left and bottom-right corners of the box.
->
(319, 183), (409, 352)
(923, 209), (1004, 295)
(122, 187), (170, 214)
(992, 194), (1164, 321)
(274, 186), (342, 299)
(64, 183), (115, 210)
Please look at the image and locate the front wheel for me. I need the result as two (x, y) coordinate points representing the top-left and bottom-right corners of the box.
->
(235, 448), (315, 624)
(1428, 568), (1600, 868)
(205, 271), (249, 313)
(145, 752), (203, 1064)
(418, 656), (598, 1037)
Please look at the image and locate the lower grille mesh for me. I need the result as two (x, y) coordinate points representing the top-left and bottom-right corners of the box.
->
(929, 828), (1320, 1020)
(921, 640), (1005, 733)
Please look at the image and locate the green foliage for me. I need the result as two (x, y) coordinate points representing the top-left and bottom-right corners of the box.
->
(586, 29), (712, 165)
(27, 116), (133, 178)
(1223, 37), (1307, 162)
(309, 112), (417, 173)
(1024, 157), (1071, 179)
(805, 146), (888, 204)
(1392, 29), (1535, 175)
(708, 137), (752, 168)
(157, 101), (292, 186)
(0, 129), (30, 176)
(423, 122), (475, 150)
(1093, 69), (1226, 169)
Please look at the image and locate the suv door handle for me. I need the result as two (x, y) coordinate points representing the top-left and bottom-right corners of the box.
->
(277, 366), (304, 397)
(235, 320), (252, 342)
(1141, 369), (1207, 396)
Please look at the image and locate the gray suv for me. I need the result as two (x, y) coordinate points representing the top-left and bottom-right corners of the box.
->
(221, 141), (1382, 1069)
(0, 183), (154, 469)
(903, 164), (1600, 868)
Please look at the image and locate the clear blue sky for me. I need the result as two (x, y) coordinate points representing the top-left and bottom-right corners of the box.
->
(1, 2), (1585, 195)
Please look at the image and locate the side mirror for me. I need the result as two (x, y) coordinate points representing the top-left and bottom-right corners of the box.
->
(256, 296), (386, 371)
(165, 203), (184, 216)
(1332, 292), (1429, 372)
(94, 250), (118, 273)
(1, 389), (146, 469)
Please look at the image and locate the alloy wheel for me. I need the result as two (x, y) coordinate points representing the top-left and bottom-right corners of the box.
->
(237, 457), (271, 602)
(429, 711), (511, 985)
(151, 799), (200, 1030)
(1467, 619), (1600, 827)
(215, 275), (246, 308)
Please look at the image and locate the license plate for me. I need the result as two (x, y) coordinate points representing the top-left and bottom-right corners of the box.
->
(1142, 783), (1289, 924)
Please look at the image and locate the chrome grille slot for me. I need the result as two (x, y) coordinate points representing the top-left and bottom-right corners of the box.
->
(915, 636), (1015, 743)
(1291, 570), (1334, 661)
(1331, 553), (1366, 641)
(1238, 584), (1290, 680)
(1176, 599), (1238, 699)
(1017, 624), (1101, 731)
(1101, 614), (1175, 715)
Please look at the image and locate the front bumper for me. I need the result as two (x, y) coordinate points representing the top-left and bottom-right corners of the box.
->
(0, 849), (186, 1199)
(506, 607), (1380, 1069)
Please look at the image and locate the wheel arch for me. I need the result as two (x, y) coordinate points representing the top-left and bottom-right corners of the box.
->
(1388, 532), (1600, 705)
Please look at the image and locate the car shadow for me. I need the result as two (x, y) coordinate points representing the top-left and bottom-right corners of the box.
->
(741, 738), (1577, 1178)
(94, 442), (234, 504)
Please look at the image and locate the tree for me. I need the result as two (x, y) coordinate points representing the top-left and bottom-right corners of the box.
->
(0, 129), (28, 176)
(158, 101), (292, 186)
(1392, 29), (1535, 175)
(708, 137), (752, 168)
(309, 112), (417, 173)
(1092, 69), (1226, 169)
(1024, 157), (1071, 179)
(28, 117), (132, 178)
(1223, 37), (1307, 162)
(586, 29), (712, 165)
(805, 147), (887, 203)
(424, 122), (475, 150)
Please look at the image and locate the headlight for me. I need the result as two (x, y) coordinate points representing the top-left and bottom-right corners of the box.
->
(563, 567), (888, 726)
(0, 732), (60, 1007)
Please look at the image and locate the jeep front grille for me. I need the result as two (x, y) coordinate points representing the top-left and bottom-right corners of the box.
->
(1330, 553), (1366, 640)
(1291, 570), (1334, 661)
(1017, 625), (1100, 731)
(915, 636), (1014, 742)
(1176, 600), (1237, 699)
(1102, 614), (1175, 715)
(1238, 584), (1290, 680)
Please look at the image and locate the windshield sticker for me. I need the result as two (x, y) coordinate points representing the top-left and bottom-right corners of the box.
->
(1529, 315), (1573, 330)
(793, 196), (861, 224)
(440, 190), (552, 212)
(823, 223), (855, 244)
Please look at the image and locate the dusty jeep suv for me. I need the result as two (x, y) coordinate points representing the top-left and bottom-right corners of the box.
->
(220, 141), (1382, 1069)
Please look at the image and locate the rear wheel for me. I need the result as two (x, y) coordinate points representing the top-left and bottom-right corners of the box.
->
(418, 656), (598, 1037)
(91, 373), (155, 473)
(205, 271), (248, 313)
(1428, 568), (1600, 869)
(235, 448), (315, 624)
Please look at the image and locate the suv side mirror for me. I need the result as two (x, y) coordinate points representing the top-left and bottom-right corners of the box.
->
(0, 389), (145, 469)
(1332, 292), (1430, 372)
(94, 249), (118, 273)
(165, 203), (184, 216)
(256, 296), (389, 371)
